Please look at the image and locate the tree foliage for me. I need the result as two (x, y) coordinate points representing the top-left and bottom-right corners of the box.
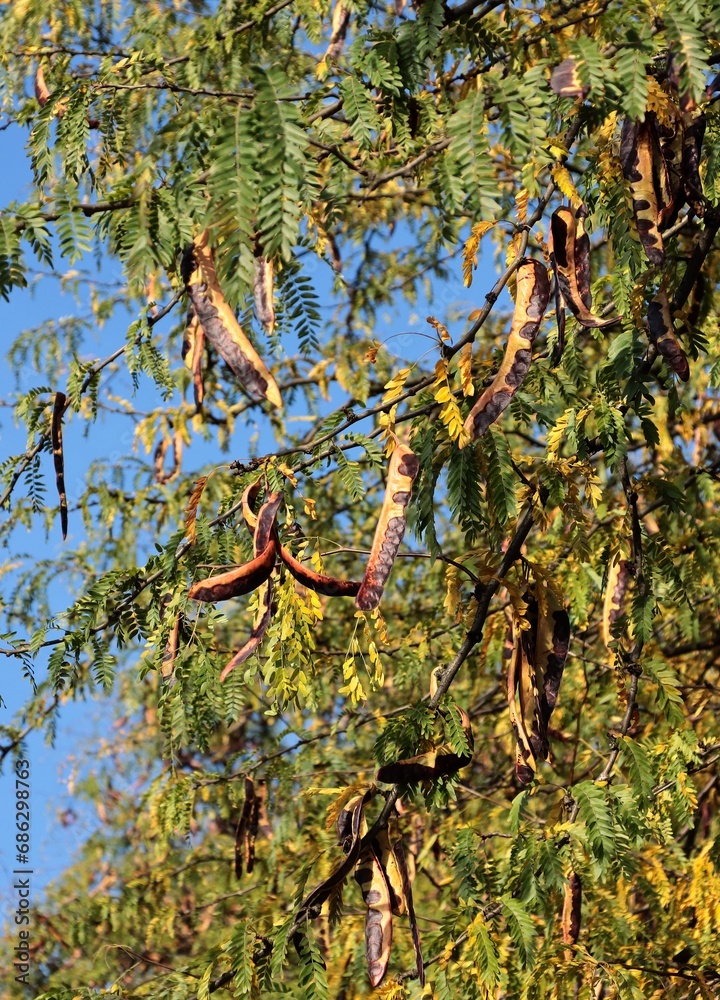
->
(1, 0), (720, 997)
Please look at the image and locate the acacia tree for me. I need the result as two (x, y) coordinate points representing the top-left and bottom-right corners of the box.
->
(1, 0), (720, 996)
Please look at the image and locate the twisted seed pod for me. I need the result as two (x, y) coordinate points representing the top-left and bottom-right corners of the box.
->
(181, 231), (282, 407)
(620, 119), (664, 265)
(602, 558), (631, 649)
(354, 844), (393, 987)
(550, 206), (618, 328)
(647, 284), (690, 381)
(461, 258), (550, 444)
(376, 707), (473, 784)
(182, 308), (205, 407)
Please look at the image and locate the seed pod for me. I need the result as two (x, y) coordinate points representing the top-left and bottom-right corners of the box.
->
(161, 615), (180, 685)
(652, 117), (685, 232)
(392, 828), (424, 986)
(561, 871), (582, 947)
(241, 478), (263, 533)
(602, 558), (631, 649)
(682, 113), (706, 219)
(376, 707), (473, 784)
(182, 308), (205, 408)
(356, 441), (419, 611)
(507, 615), (538, 785)
(647, 284), (690, 381)
(35, 65), (50, 107)
(51, 392), (68, 540)
(374, 826), (406, 916)
(354, 844), (393, 987)
(325, 2), (351, 62)
(620, 118), (664, 266)
(299, 788), (374, 921)
(181, 231), (282, 407)
(279, 544), (361, 597)
(550, 206), (618, 329)
(253, 256), (275, 335)
(220, 577), (274, 681)
(153, 433), (182, 485)
(549, 57), (589, 100)
(531, 590), (570, 760)
(234, 777), (256, 879)
(188, 493), (282, 602)
(550, 273), (567, 368)
(461, 258), (550, 444)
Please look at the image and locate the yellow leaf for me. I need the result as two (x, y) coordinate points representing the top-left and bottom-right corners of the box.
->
(462, 220), (495, 287)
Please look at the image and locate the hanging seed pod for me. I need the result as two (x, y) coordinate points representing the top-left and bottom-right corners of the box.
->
(376, 707), (474, 783)
(374, 826), (406, 916)
(253, 256), (275, 336)
(34, 65), (51, 106)
(652, 117), (685, 232)
(647, 284), (690, 381)
(602, 558), (631, 649)
(530, 590), (570, 761)
(461, 258), (550, 444)
(561, 871), (582, 948)
(51, 392), (68, 540)
(279, 544), (361, 597)
(549, 206), (619, 328)
(507, 615), (538, 785)
(220, 578), (274, 681)
(393, 827), (424, 986)
(356, 441), (419, 611)
(188, 493), (282, 602)
(682, 113), (706, 219)
(620, 119), (665, 265)
(234, 777), (256, 879)
(182, 308), (205, 408)
(354, 844), (393, 987)
(181, 231), (282, 407)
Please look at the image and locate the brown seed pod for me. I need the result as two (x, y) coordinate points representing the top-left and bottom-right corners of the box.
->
(355, 441), (419, 611)
(279, 544), (361, 597)
(549, 57), (589, 99)
(561, 871), (582, 947)
(234, 777), (256, 879)
(507, 614), (538, 785)
(161, 615), (180, 685)
(181, 231), (282, 408)
(461, 258), (550, 445)
(392, 827), (424, 986)
(620, 118), (665, 265)
(682, 113), (706, 219)
(299, 788), (375, 921)
(220, 577), (274, 681)
(325, 2), (351, 62)
(51, 392), (68, 540)
(550, 273), (567, 368)
(652, 117), (685, 232)
(354, 844), (393, 987)
(549, 206), (618, 329)
(602, 558), (631, 649)
(35, 65), (51, 107)
(188, 493), (282, 602)
(182, 308), (205, 408)
(376, 707), (473, 784)
(647, 284), (690, 381)
(253, 256), (276, 335)
(530, 590), (570, 761)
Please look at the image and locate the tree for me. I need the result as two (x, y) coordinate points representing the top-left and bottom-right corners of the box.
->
(1, 0), (720, 996)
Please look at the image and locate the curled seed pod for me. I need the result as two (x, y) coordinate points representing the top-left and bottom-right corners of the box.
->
(652, 117), (685, 232)
(51, 392), (68, 540)
(182, 308), (205, 408)
(507, 615), (537, 786)
(550, 274), (567, 368)
(188, 493), (282, 602)
(241, 478), (263, 533)
(461, 258), (550, 444)
(253, 256), (275, 335)
(602, 557), (631, 649)
(298, 788), (374, 921)
(647, 284), (690, 381)
(181, 231), (282, 407)
(355, 441), (419, 611)
(549, 207), (618, 329)
(393, 828), (424, 986)
(376, 707), (473, 784)
(153, 432), (182, 485)
(279, 544), (361, 597)
(549, 57), (589, 99)
(620, 118), (664, 265)
(354, 844), (393, 987)
(561, 871), (582, 947)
